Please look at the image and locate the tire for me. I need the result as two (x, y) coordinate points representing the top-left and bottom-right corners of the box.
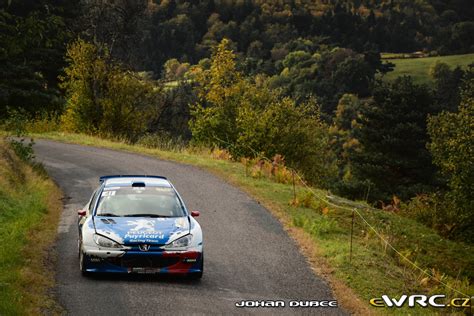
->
(79, 242), (90, 276)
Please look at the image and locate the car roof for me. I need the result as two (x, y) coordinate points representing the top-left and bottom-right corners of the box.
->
(101, 175), (172, 188)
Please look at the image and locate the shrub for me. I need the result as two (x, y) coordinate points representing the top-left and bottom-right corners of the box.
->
(136, 133), (187, 151)
(25, 116), (60, 134)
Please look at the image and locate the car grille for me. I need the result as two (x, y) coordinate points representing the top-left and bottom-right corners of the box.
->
(106, 256), (180, 268)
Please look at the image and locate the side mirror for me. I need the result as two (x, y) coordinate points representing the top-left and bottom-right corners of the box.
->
(190, 210), (200, 217)
(78, 209), (87, 217)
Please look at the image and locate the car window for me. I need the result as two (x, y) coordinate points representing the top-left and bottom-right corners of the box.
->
(95, 186), (185, 217)
(88, 188), (100, 211)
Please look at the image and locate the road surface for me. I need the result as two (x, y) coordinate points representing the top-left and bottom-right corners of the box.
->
(34, 139), (346, 315)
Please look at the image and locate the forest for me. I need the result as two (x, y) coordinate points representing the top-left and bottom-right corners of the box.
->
(0, 0), (473, 241)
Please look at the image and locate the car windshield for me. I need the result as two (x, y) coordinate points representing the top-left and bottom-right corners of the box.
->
(95, 186), (185, 217)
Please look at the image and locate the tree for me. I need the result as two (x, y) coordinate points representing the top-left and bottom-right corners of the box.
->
(427, 72), (474, 239)
(60, 39), (164, 140)
(346, 77), (437, 202)
(59, 40), (109, 132)
(79, 0), (149, 67)
(430, 62), (465, 112)
(189, 38), (245, 149)
(0, 4), (75, 118)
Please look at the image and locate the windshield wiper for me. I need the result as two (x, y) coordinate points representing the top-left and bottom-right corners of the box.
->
(97, 213), (120, 217)
(123, 214), (171, 218)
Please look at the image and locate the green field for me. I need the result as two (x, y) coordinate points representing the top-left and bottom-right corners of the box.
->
(383, 53), (474, 84)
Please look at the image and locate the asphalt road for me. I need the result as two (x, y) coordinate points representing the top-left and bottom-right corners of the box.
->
(34, 139), (346, 315)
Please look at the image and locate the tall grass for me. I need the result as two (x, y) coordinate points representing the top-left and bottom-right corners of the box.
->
(0, 139), (62, 315)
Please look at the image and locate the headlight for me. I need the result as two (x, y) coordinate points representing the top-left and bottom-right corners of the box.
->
(93, 234), (122, 248)
(164, 234), (192, 249)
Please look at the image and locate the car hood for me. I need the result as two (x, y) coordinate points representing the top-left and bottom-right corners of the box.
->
(93, 216), (190, 245)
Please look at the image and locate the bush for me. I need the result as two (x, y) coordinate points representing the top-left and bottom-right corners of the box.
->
(25, 116), (60, 134)
(9, 138), (35, 163)
(400, 194), (459, 238)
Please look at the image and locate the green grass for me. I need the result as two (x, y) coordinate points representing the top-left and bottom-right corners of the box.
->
(0, 139), (62, 315)
(383, 53), (474, 85)
(19, 131), (474, 315)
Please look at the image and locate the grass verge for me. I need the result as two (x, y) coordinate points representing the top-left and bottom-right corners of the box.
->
(382, 53), (474, 85)
(20, 131), (474, 315)
(0, 138), (63, 315)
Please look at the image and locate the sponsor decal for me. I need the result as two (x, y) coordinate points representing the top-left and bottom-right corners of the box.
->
(124, 220), (166, 242)
(124, 230), (165, 241)
(127, 219), (156, 232)
(369, 295), (472, 309)
(235, 300), (338, 308)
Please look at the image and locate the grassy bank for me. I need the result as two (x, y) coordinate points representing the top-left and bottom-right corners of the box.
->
(383, 53), (474, 84)
(19, 132), (474, 315)
(0, 139), (63, 315)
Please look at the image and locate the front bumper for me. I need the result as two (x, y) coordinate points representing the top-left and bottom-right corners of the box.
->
(82, 249), (203, 274)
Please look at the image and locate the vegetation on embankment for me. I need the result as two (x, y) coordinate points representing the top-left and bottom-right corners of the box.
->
(19, 131), (474, 315)
(383, 53), (474, 84)
(0, 138), (63, 315)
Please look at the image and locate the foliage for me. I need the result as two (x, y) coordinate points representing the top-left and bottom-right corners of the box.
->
(88, 0), (474, 78)
(0, 1), (78, 119)
(400, 194), (459, 239)
(344, 77), (438, 202)
(430, 61), (466, 112)
(189, 39), (247, 149)
(190, 39), (337, 187)
(162, 59), (191, 81)
(268, 48), (381, 112)
(9, 138), (35, 163)
(427, 71), (474, 241)
(330, 94), (362, 186)
(60, 40), (165, 141)
(237, 97), (338, 187)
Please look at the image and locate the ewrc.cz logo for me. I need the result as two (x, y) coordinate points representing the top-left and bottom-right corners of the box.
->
(370, 295), (472, 309)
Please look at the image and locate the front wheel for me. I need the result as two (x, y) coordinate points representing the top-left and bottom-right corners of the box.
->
(79, 242), (89, 276)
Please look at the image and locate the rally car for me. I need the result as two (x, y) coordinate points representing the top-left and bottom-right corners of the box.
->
(77, 175), (203, 279)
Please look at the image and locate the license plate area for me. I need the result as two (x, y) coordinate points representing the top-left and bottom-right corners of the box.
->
(129, 267), (161, 274)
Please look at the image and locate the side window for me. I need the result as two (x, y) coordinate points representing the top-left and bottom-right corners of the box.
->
(88, 188), (101, 212)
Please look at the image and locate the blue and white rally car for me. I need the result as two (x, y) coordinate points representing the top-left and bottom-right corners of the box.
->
(77, 175), (203, 279)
